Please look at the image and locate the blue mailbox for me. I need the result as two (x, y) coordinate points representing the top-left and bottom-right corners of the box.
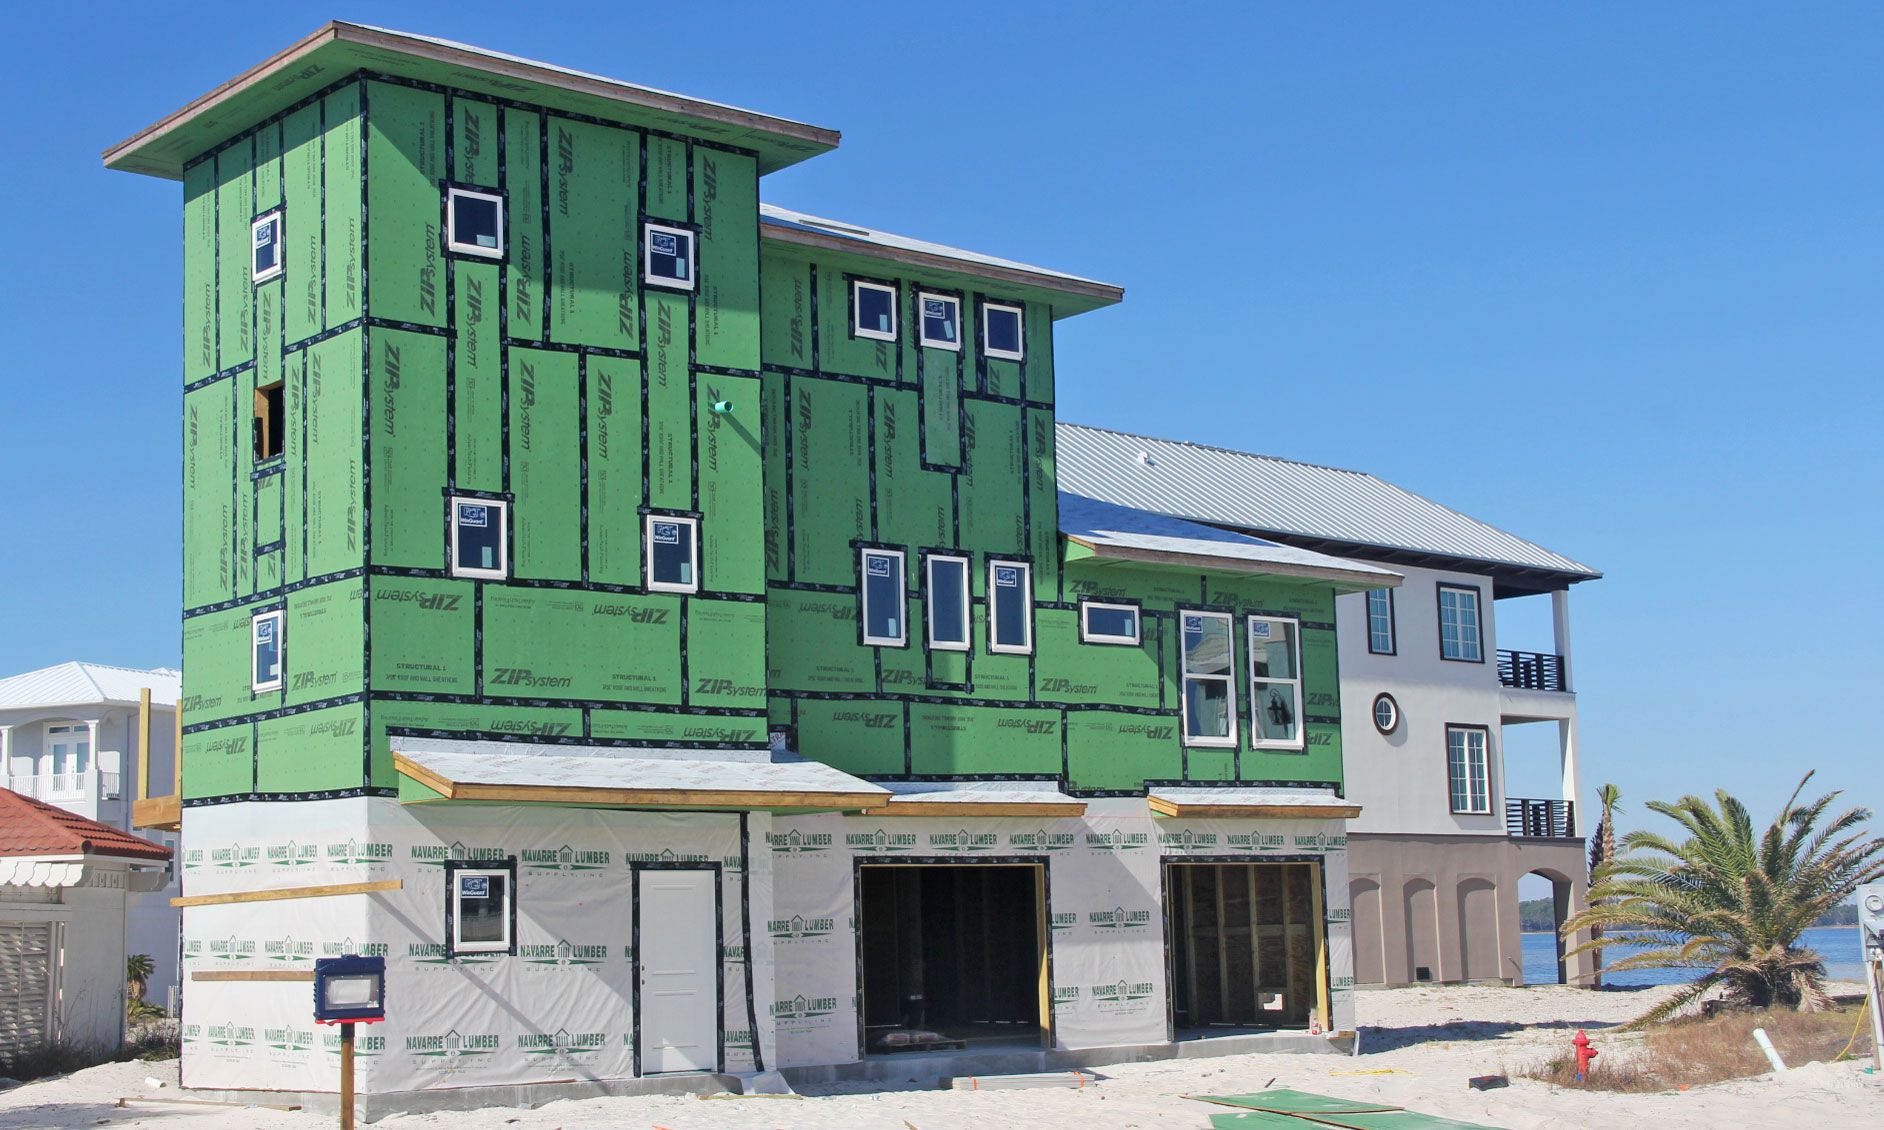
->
(313, 954), (386, 1025)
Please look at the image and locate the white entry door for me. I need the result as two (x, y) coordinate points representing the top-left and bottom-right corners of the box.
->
(638, 869), (717, 1074)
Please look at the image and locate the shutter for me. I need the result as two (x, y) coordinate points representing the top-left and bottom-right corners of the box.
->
(0, 921), (57, 1058)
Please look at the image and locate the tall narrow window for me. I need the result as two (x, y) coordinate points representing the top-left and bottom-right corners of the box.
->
(1446, 725), (1491, 814)
(859, 548), (908, 647)
(1248, 616), (1303, 749)
(852, 279), (898, 341)
(987, 559), (1033, 654)
(446, 186), (505, 258)
(449, 498), (509, 581)
(1437, 584), (1483, 662)
(251, 209), (284, 283)
(1180, 611), (1236, 747)
(925, 554), (969, 651)
(643, 223), (696, 291)
(918, 292), (961, 351)
(253, 381), (285, 461)
(446, 860), (516, 957)
(1365, 588), (1395, 655)
(646, 515), (700, 594)
(982, 302), (1024, 361)
(251, 609), (284, 693)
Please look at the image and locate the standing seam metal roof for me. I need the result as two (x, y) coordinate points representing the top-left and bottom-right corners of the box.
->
(1055, 423), (1600, 580)
(0, 662), (181, 710)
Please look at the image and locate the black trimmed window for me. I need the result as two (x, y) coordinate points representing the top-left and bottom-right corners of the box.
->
(1365, 588), (1395, 655)
(643, 222), (696, 291)
(1372, 693), (1400, 735)
(918, 292), (961, 351)
(646, 515), (699, 594)
(987, 559), (1033, 654)
(445, 858), (517, 957)
(251, 609), (284, 693)
(1446, 725), (1492, 814)
(1438, 584), (1484, 662)
(1248, 616), (1303, 750)
(251, 210), (284, 283)
(925, 553), (970, 651)
(852, 279), (898, 341)
(1179, 611), (1236, 748)
(982, 302), (1024, 361)
(1079, 600), (1140, 645)
(860, 547), (908, 647)
(446, 186), (505, 258)
(449, 498), (508, 581)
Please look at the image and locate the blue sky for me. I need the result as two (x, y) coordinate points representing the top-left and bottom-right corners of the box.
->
(1, 4), (1878, 835)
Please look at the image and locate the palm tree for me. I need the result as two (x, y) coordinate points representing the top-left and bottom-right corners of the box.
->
(1564, 772), (1884, 1026)
(1585, 783), (1623, 987)
(125, 954), (154, 1003)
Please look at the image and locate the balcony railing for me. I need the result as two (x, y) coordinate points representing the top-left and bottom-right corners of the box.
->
(1507, 797), (1577, 839)
(4, 770), (120, 802)
(1498, 649), (1569, 692)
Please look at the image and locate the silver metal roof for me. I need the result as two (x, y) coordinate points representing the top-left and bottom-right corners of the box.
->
(1056, 423), (1600, 587)
(0, 662), (180, 711)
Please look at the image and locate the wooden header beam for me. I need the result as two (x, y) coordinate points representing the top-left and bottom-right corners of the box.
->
(857, 801), (1087, 818)
(191, 969), (315, 982)
(172, 879), (402, 908)
(394, 751), (884, 811)
(1147, 796), (1362, 820)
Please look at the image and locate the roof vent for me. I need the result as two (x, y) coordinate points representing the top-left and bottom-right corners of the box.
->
(1137, 451), (1156, 468)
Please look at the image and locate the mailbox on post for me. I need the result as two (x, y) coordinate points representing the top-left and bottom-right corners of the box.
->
(313, 954), (385, 1130)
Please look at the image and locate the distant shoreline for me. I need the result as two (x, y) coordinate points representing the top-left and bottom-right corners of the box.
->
(1518, 924), (1857, 936)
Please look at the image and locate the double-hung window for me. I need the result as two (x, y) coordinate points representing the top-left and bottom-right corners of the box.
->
(1446, 725), (1491, 814)
(646, 515), (700, 594)
(987, 559), (1033, 654)
(446, 859), (516, 957)
(925, 554), (969, 651)
(982, 302), (1024, 361)
(1437, 584), (1483, 662)
(449, 498), (509, 580)
(852, 279), (898, 341)
(859, 548), (908, 647)
(251, 609), (285, 693)
(1080, 600), (1140, 645)
(918, 292), (961, 351)
(1366, 588), (1395, 654)
(1248, 616), (1303, 749)
(1179, 611), (1236, 747)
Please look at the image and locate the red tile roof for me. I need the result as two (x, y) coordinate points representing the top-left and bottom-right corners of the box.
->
(0, 789), (172, 861)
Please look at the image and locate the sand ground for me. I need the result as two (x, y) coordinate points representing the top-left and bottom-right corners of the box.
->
(2, 983), (1877, 1130)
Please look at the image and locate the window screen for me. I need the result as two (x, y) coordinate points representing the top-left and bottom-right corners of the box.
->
(926, 555), (969, 649)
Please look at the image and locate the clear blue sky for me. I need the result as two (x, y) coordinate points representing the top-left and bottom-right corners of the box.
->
(2, 4), (1878, 835)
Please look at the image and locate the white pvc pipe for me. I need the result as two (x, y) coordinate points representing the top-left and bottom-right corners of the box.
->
(1751, 1027), (1787, 1073)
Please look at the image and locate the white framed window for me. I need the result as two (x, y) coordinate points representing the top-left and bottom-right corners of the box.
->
(1079, 600), (1140, 645)
(1180, 611), (1236, 748)
(449, 497), (508, 580)
(446, 186), (505, 258)
(646, 514), (700, 594)
(643, 222), (696, 291)
(982, 302), (1024, 361)
(251, 209), (284, 283)
(1446, 725), (1491, 814)
(1248, 616), (1304, 749)
(251, 609), (285, 693)
(44, 723), (91, 797)
(987, 559), (1033, 654)
(1438, 584), (1483, 662)
(1366, 588), (1395, 655)
(918, 291), (961, 351)
(447, 862), (515, 956)
(859, 547), (908, 647)
(1372, 693), (1400, 735)
(925, 553), (970, 651)
(852, 279), (898, 342)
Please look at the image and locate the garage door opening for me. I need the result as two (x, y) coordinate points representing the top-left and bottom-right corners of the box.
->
(859, 863), (1047, 1053)
(1168, 861), (1325, 1035)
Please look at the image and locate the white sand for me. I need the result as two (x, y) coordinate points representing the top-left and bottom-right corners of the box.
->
(3, 984), (1877, 1129)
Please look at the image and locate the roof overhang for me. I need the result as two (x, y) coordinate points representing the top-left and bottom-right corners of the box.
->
(392, 740), (887, 812)
(1217, 528), (1600, 599)
(0, 855), (170, 890)
(858, 782), (1086, 818)
(103, 21), (840, 180)
(1147, 787), (1360, 820)
(1064, 535), (1399, 593)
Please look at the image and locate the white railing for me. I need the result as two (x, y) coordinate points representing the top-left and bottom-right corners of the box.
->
(4, 770), (121, 801)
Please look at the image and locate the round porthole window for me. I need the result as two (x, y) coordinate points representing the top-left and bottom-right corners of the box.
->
(1372, 693), (1400, 735)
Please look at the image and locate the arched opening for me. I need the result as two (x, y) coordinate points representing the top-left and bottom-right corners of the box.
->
(1348, 878), (1385, 986)
(1518, 869), (1574, 985)
(1455, 878), (1500, 982)
(1401, 878), (1439, 983)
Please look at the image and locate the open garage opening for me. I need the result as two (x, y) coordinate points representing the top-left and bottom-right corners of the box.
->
(858, 862), (1048, 1054)
(1167, 861), (1327, 1036)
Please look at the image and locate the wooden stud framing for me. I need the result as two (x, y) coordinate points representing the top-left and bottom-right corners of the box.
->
(171, 879), (402, 908)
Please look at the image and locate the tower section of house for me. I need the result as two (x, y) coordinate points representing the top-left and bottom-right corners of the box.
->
(1057, 423), (1601, 989)
(108, 22), (1396, 1109)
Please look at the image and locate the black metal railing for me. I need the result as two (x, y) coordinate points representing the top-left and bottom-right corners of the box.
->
(1507, 798), (1576, 838)
(1498, 649), (1569, 692)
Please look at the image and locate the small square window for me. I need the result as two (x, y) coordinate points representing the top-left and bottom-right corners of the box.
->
(982, 303), (1024, 361)
(918, 292), (961, 351)
(988, 559), (1033, 654)
(853, 280), (898, 341)
(251, 210), (284, 284)
(644, 223), (696, 291)
(446, 186), (505, 258)
(926, 554), (970, 651)
(1080, 600), (1140, 645)
(447, 862), (515, 956)
(251, 609), (284, 693)
(647, 515), (699, 593)
(859, 548), (907, 647)
(449, 498), (508, 580)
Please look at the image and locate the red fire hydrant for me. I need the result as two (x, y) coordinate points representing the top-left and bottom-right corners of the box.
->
(1572, 1030), (1598, 1081)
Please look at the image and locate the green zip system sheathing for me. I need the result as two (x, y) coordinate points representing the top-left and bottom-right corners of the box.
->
(179, 75), (768, 805)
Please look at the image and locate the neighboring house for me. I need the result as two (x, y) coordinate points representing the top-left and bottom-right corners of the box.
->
(1057, 423), (1601, 987)
(105, 22), (1402, 1108)
(0, 663), (181, 1008)
(0, 789), (172, 1058)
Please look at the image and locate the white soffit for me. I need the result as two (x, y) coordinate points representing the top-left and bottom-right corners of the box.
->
(1147, 786), (1361, 820)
